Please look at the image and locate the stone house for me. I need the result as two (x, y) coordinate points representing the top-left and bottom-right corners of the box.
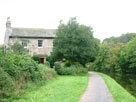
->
(4, 17), (56, 63)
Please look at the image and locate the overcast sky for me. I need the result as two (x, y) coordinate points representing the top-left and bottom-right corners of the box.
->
(0, 0), (136, 44)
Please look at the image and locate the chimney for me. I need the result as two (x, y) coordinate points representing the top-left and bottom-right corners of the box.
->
(6, 17), (11, 28)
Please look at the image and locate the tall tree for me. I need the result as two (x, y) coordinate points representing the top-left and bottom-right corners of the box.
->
(94, 43), (123, 73)
(120, 38), (136, 74)
(51, 18), (98, 65)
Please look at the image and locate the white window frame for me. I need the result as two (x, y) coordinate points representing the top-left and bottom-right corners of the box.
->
(38, 40), (43, 48)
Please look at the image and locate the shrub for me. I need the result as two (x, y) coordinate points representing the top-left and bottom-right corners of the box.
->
(85, 62), (94, 71)
(46, 56), (56, 67)
(54, 62), (88, 75)
(37, 64), (57, 80)
(32, 55), (41, 64)
(0, 67), (15, 97)
(72, 64), (88, 74)
(2, 53), (39, 81)
(0, 50), (4, 67)
(44, 61), (50, 68)
(0, 53), (57, 101)
(54, 61), (62, 74)
(75, 67), (88, 74)
(73, 62), (80, 65)
(18, 55), (39, 81)
(59, 67), (76, 75)
(64, 60), (71, 67)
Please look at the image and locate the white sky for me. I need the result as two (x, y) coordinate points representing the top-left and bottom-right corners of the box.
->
(0, 0), (136, 44)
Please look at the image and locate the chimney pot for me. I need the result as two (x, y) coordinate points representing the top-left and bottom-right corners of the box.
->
(7, 17), (10, 22)
(6, 17), (11, 28)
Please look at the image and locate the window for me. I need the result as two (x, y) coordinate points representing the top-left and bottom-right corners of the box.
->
(38, 40), (43, 47)
(22, 40), (28, 47)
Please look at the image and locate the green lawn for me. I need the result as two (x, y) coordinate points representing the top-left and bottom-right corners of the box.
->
(13, 75), (89, 102)
(98, 72), (136, 102)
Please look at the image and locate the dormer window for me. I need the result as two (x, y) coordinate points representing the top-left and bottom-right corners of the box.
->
(38, 40), (43, 48)
(22, 40), (28, 48)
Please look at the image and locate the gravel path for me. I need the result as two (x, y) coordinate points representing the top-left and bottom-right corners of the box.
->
(80, 72), (114, 102)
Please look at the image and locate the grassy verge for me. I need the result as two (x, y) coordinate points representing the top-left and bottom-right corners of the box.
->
(12, 75), (89, 102)
(97, 72), (136, 102)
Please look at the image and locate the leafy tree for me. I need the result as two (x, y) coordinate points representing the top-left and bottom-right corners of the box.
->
(119, 38), (136, 74)
(51, 18), (99, 65)
(8, 42), (28, 54)
(94, 43), (123, 74)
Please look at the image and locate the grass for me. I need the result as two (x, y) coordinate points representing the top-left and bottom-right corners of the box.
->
(97, 72), (136, 102)
(12, 75), (89, 102)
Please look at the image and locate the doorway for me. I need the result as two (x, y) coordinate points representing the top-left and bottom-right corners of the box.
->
(40, 58), (44, 64)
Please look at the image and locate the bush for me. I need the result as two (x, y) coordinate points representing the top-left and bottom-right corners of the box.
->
(0, 53), (57, 101)
(46, 56), (56, 67)
(72, 64), (88, 74)
(0, 50), (4, 67)
(44, 61), (50, 68)
(0, 67), (15, 97)
(32, 55), (41, 64)
(60, 67), (76, 75)
(54, 61), (62, 74)
(54, 62), (88, 75)
(2, 53), (39, 81)
(37, 64), (57, 80)
(64, 60), (71, 67)
(75, 67), (88, 74)
(85, 62), (94, 71)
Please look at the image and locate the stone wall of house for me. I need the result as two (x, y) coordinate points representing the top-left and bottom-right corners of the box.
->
(8, 38), (54, 57)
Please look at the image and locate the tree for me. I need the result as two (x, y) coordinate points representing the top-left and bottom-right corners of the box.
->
(119, 38), (136, 74)
(8, 42), (28, 54)
(51, 18), (98, 65)
(94, 43), (123, 74)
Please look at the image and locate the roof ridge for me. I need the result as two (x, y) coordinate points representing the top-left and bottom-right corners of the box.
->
(12, 27), (57, 30)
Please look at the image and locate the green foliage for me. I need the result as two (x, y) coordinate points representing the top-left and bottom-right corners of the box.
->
(94, 38), (136, 74)
(0, 52), (57, 101)
(103, 33), (136, 44)
(0, 50), (4, 66)
(59, 67), (77, 75)
(46, 55), (58, 67)
(75, 66), (88, 74)
(32, 55), (41, 64)
(94, 43), (123, 73)
(8, 42), (28, 54)
(2, 53), (39, 81)
(51, 17), (99, 65)
(0, 45), (4, 53)
(37, 64), (57, 80)
(44, 61), (50, 68)
(54, 61), (88, 75)
(119, 38), (136, 73)
(85, 62), (94, 71)
(64, 60), (71, 67)
(54, 62), (62, 74)
(0, 67), (15, 97)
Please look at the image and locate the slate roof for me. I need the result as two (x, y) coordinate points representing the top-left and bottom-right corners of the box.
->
(11, 27), (56, 37)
